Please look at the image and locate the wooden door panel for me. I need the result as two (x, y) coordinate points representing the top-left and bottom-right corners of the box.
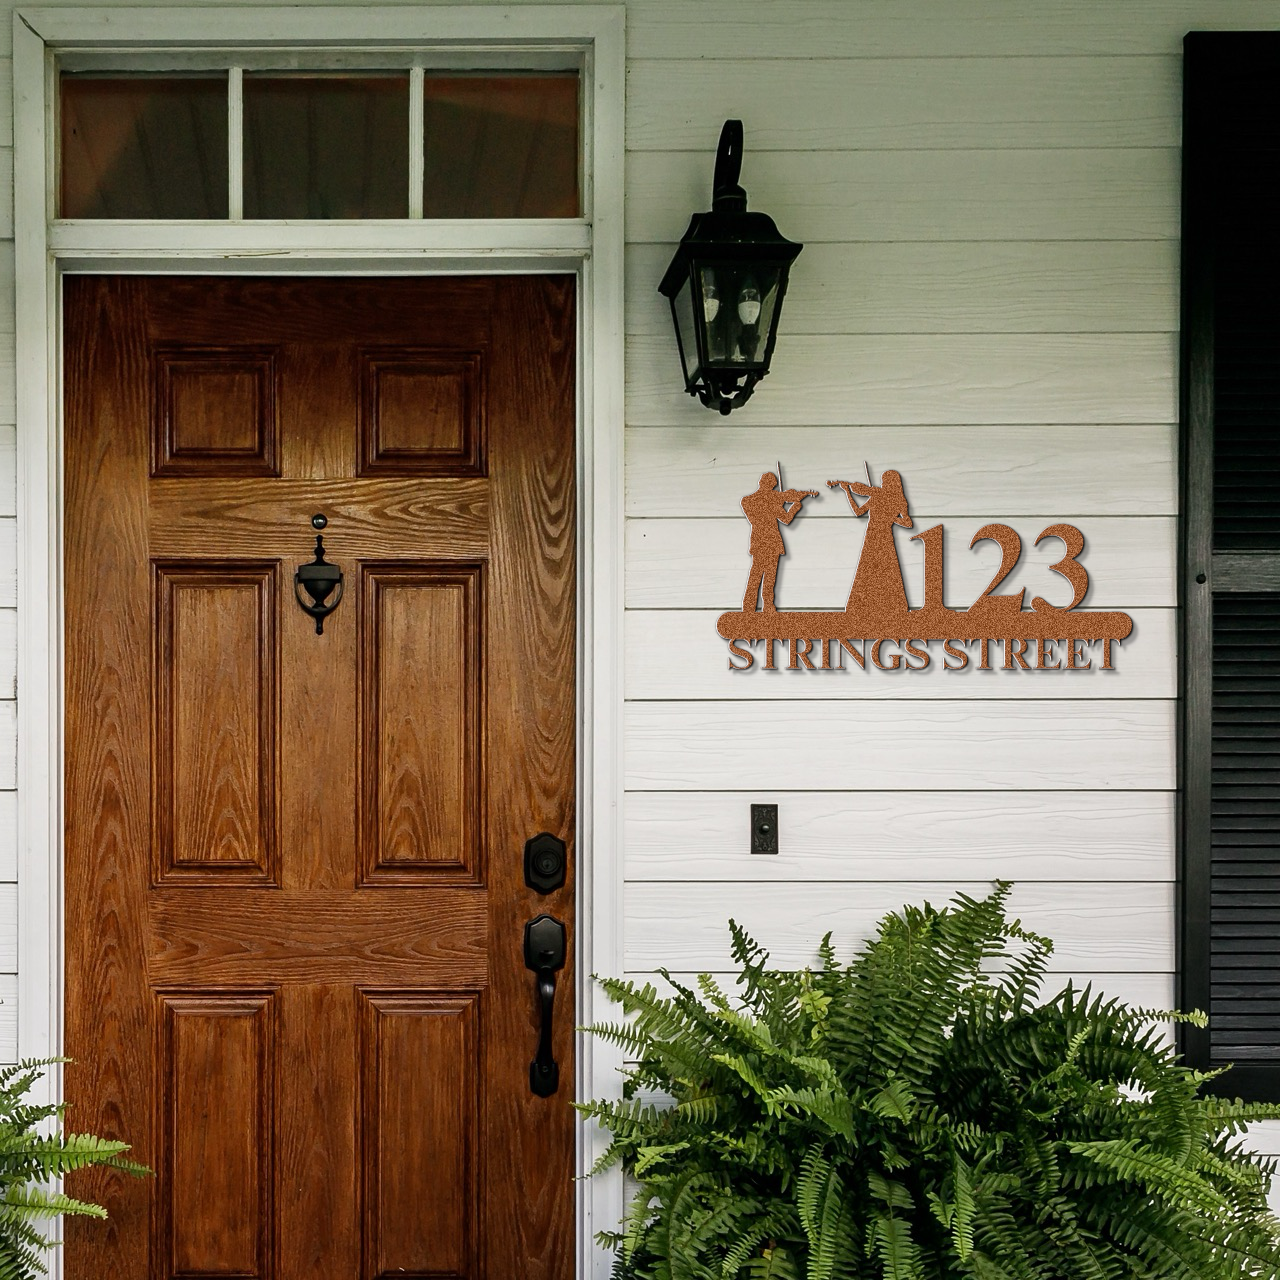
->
(153, 346), (279, 477)
(154, 562), (279, 883)
(147, 479), (490, 557)
(147, 888), (489, 986)
(65, 276), (576, 1280)
(359, 992), (480, 1279)
(358, 349), (486, 476)
(159, 993), (274, 1280)
(359, 565), (483, 883)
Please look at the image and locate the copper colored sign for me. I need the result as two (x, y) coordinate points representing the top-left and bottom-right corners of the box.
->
(718, 467), (1133, 672)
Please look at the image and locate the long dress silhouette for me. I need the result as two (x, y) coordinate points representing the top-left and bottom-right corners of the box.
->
(830, 469), (913, 622)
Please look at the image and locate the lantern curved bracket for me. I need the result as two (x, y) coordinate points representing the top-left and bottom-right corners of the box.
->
(712, 119), (745, 210)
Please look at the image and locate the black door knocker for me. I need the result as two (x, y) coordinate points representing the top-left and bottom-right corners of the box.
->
(294, 514), (344, 635)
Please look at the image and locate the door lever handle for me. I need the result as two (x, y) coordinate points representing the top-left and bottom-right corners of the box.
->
(524, 914), (566, 1097)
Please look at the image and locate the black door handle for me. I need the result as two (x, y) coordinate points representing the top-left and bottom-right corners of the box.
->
(524, 914), (566, 1097)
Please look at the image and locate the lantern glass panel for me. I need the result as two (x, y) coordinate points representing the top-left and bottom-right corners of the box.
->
(697, 264), (783, 371)
(670, 272), (701, 387)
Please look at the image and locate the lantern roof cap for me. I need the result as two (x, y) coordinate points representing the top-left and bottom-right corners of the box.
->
(658, 120), (802, 297)
(659, 208), (802, 297)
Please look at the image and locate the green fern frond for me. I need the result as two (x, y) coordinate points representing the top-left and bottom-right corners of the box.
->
(582, 886), (1280, 1280)
(0, 1058), (150, 1280)
(0, 1186), (107, 1221)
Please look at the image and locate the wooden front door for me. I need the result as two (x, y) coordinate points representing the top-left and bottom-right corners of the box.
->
(63, 276), (576, 1280)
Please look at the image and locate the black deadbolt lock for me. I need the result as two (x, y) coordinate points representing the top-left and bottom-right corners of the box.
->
(524, 833), (567, 894)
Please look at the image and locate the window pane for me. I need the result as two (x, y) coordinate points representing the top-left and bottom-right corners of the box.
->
(243, 75), (409, 219)
(61, 76), (228, 219)
(422, 75), (579, 218)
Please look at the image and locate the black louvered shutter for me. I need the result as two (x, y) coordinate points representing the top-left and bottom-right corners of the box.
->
(1181, 33), (1280, 1099)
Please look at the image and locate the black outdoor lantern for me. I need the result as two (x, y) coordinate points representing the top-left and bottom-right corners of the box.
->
(659, 119), (803, 415)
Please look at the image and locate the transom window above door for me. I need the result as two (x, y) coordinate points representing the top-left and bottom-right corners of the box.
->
(60, 68), (581, 220)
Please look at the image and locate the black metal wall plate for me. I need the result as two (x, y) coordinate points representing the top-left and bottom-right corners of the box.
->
(751, 803), (778, 855)
(524, 832), (567, 893)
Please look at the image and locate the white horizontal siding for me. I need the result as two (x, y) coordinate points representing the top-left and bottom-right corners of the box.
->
(0, 610), (15, 699)
(624, 0), (1280, 58)
(0, 519), (14, 610)
(0, 150), (11, 240)
(625, 790), (1173, 882)
(0, 704), (14, 792)
(0, 885), (16, 973)
(626, 428), (1177, 515)
(0, 336), (15, 426)
(0, 793), (14, 883)
(627, 149), (1179, 244)
(627, 700), (1175, 791)
(0, 975), (16, 1063)
(626, 57), (1180, 152)
(625, 881), (1174, 971)
(0, 429), (14, 518)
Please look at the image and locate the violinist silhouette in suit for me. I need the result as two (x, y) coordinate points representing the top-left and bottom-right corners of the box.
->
(741, 471), (817, 612)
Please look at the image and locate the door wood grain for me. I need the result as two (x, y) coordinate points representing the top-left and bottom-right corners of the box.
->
(64, 276), (576, 1280)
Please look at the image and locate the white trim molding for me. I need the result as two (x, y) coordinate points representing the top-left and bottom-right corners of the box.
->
(13, 8), (626, 1278)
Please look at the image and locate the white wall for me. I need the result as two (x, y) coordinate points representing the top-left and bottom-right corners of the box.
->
(616, 0), (1280, 1174)
(621, 1), (1189, 998)
(1, 0), (1278, 1162)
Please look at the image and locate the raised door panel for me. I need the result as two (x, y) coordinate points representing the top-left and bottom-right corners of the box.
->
(153, 347), (279, 477)
(358, 349), (486, 477)
(158, 993), (275, 1280)
(359, 565), (483, 884)
(154, 563), (279, 883)
(359, 992), (480, 1280)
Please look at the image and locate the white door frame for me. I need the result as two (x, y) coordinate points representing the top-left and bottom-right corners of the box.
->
(13, 8), (625, 1276)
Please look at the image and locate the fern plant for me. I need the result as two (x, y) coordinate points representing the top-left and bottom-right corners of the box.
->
(0, 1058), (147, 1280)
(580, 883), (1280, 1280)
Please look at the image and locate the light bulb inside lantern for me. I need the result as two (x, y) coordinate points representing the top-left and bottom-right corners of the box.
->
(737, 281), (762, 326)
(702, 280), (720, 323)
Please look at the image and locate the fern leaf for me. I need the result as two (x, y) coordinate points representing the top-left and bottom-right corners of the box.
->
(0, 1185), (107, 1221)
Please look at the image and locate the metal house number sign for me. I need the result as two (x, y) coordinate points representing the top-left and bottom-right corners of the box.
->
(718, 465), (1133, 673)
